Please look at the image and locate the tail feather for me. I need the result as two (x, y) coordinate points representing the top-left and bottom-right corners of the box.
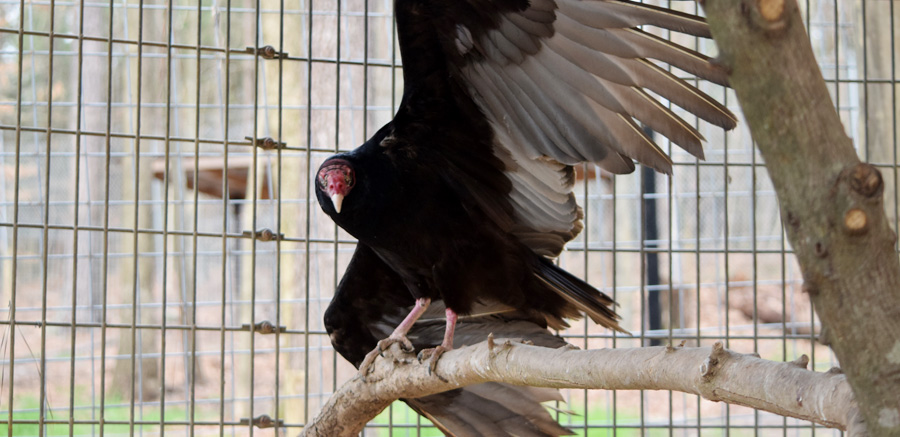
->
(403, 316), (576, 437)
(406, 383), (574, 437)
(535, 258), (630, 334)
(465, 383), (572, 435)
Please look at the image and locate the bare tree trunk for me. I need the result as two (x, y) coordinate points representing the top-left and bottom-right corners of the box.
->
(702, 0), (900, 435)
(301, 341), (865, 437)
(851, 1), (899, 230)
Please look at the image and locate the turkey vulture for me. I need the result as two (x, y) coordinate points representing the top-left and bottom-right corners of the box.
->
(317, 0), (735, 373)
(324, 244), (576, 436)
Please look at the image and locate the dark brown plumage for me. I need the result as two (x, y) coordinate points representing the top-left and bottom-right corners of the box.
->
(324, 244), (575, 436)
(317, 0), (735, 433)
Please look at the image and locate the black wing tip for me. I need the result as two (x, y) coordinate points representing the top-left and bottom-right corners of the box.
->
(535, 260), (629, 333)
(609, 0), (713, 38)
(722, 112), (739, 131)
(642, 157), (673, 175)
(678, 137), (706, 161)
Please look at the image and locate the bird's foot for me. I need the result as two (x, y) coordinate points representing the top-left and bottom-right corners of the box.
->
(357, 335), (415, 381)
(417, 345), (450, 380)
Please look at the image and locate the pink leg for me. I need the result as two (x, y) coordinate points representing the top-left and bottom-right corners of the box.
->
(419, 307), (458, 376)
(440, 307), (457, 349)
(357, 297), (431, 380)
(390, 297), (431, 340)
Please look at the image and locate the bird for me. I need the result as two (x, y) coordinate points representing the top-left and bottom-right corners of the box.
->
(316, 0), (736, 376)
(324, 243), (576, 436)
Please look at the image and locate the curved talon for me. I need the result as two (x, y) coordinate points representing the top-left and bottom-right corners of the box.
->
(377, 336), (414, 354)
(417, 345), (450, 376)
(357, 348), (381, 381)
(357, 335), (415, 380)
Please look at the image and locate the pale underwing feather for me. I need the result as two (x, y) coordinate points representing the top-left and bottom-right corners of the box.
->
(554, 13), (727, 87)
(547, 29), (735, 128)
(488, 22), (525, 64)
(467, 64), (550, 159)
(507, 11), (555, 38)
(556, 0), (710, 37)
(498, 15), (543, 55)
(532, 37), (707, 155)
(450, 0), (734, 257)
(519, 54), (673, 171)
(473, 62), (584, 160)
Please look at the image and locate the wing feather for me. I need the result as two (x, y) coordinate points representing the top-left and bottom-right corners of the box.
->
(468, 63), (555, 158)
(488, 22), (527, 63)
(545, 30), (735, 129)
(479, 25), (515, 64)
(557, 14), (728, 85)
(532, 41), (706, 158)
(395, 0), (736, 256)
(507, 11), (555, 38)
(498, 15), (543, 55)
(473, 62), (583, 160)
(520, 54), (674, 172)
(556, 0), (711, 36)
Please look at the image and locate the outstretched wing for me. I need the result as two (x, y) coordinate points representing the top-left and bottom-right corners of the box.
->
(393, 0), (736, 257)
(325, 244), (574, 436)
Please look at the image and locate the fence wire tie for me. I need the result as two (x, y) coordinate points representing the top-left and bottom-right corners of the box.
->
(246, 45), (288, 59)
(239, 414), (283, 429)
(243, 229), (284, 242)
(244, 136), (286, 150)
(241, 320), (287, 334)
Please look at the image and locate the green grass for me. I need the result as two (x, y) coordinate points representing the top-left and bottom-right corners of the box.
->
(1, 392), (190, 436)
(369, 402), (444, 437)
(560, 401), (644, 437)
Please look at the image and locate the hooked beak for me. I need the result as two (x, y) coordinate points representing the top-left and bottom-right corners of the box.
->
(330, 193), (344, 214)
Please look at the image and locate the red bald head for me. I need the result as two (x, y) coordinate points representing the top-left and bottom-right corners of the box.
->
(316, 158), (356, 213)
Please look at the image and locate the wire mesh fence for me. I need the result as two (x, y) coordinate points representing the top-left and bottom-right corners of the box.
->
(0, 0), (896, 435)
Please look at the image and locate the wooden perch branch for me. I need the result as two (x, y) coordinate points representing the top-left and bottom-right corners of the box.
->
(702, 0), (900, 435)
(301, 340), (864, 437)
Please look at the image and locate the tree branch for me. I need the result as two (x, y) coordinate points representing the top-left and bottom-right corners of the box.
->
(301, 339), (864, 436)
(701, 0), (900, 435)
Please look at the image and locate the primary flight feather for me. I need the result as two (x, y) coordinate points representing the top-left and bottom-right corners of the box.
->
(317, 0), (735, 409)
